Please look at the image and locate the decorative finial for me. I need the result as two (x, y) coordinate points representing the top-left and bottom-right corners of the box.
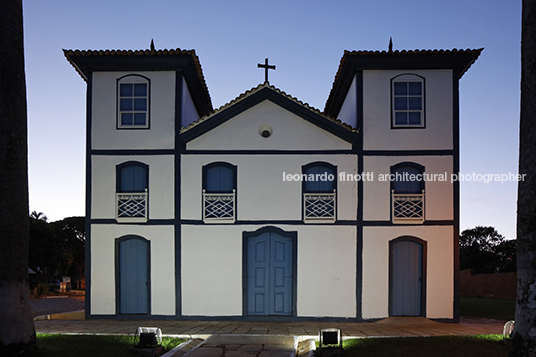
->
(388, 37), (393, 53)
(257, 58), (276, 84)
(150, 39), (155, 51)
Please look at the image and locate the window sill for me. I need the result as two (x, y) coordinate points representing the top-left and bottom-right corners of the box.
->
(116, 217), (148, 223)
(392, 218), (425, 225)
(304, 218), (336, 224)
(203, 218), (236, 224)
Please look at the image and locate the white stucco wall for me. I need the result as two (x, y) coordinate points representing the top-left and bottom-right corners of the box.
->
(296, 225), (357, 318)
(181, 77), (200, 128)
(186, 100), (353, 151)
(91, 155), (174, 220)
(362, 69), (453, 151)
(181, 154), (358, 221)
(181, 224), (357, 318)
(337, 76), (357, 128)
(362, 155), (454, 221)
(361, 226), (454, 319)
(89, 224), (176, 316)
(91, 71), (176, 150)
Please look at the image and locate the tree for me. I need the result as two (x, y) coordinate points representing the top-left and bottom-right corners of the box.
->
(29, 214), (64, 295)
(51, 217), (86, 290)
(0, 0), (37, 355)
(459, 226), (510, 274)
(511, 0), (536, 355)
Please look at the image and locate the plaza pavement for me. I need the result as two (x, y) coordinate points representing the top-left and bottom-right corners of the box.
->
(34, 315), (506, 338)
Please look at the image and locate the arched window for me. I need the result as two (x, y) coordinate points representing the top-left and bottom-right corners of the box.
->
(391, 74), (425, 128)
(391, 163), (424, 194)
(117, 162), (148, 193)
(302, 162), (337, 221)
(203, 162), (236, 193)
(202, 162), (237, 221)
(303, 162), (336, 193)
(116, 162), (148, 220)
(117, 75), (150, 129)
(391, 162), (425, 223)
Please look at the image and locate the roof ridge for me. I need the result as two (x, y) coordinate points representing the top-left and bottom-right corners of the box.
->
(62, 48), (197, 56)
(180, 82), (356, 133)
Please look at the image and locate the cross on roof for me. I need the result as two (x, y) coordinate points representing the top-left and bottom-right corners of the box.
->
(257, 58), (276, 83)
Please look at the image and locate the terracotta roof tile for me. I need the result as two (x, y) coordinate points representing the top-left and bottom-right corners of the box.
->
(180, 82), (357, 134)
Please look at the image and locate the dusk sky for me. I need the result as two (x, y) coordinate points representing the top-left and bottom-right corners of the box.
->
(23, 0), (521, 239)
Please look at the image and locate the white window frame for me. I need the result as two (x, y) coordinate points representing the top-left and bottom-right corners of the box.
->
(117, 75), (150, 129)
(391, 74), (425, 128)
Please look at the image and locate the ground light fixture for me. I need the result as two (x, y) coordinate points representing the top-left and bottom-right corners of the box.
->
(319, 328), (342, 348)
(135, 327), (162, 347)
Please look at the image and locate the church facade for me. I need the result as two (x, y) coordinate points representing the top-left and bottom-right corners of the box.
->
(65, 46), (481, 321)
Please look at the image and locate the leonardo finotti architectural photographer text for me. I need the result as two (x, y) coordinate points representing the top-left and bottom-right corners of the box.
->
(282, 171), (526, 184)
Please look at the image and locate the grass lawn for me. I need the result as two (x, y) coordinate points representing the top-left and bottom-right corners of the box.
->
(343, 335), (509, 357)
(459, 296), (516, 321)
(33, 334), (185, 357)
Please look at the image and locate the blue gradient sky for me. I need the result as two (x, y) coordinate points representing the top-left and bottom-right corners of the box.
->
(23, 0), (521, 239)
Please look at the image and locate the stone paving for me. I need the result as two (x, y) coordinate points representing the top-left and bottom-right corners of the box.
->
(34, 316), (506, 338)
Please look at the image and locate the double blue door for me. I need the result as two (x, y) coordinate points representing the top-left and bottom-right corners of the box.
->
(247, 232), (293, 316)
(118, 238), (149, 314)
(390, 240), (423, 316)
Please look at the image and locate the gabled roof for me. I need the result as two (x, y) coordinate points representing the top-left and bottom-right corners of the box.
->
(63, 47), (213, 117)
(180, 82), (358, 144)
(324, 47), (483, 118)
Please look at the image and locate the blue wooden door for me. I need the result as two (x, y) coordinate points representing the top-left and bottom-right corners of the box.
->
(391, 240), (423, 316)
(119, 238), (149, 314)
(247, 232), (293, 315)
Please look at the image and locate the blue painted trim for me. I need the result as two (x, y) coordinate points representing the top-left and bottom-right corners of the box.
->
(390, 162), (426, 193)
(182, 149), (357, 155)
(90, 219), (174, 225)
(355, 70), (364, 320)
(115, 161), (149, 192)
(85, 314), (365, 322)
(363, 220), (454, 226)
(115, 74), (151, 130)
(88, 219), (454, 226)
(242, 226), (298, 318)
(390, 74), (426, 130)
(388, 236), (427, 317)
(180, 87), (359, 145)
(452, 70), (461, 323)
(91, 149), (175, 156)
(301, 162), (338, 221)
(115, 235), (151, 316)
(363, 150), (453, 156)
(85, 77), (93, 319)
(175, 71), (183, 317)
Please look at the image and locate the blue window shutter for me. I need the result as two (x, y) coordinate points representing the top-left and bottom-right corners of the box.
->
(120, 165), (147, 193)
(393, 166), (422, 194)
(304, 165), (334, 193)
(206, 165), (234, 193)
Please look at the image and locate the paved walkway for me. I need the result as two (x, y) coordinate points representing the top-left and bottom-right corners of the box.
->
(34, 316), (506, 338)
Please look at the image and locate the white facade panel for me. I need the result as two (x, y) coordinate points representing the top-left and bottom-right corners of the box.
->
(362, 156), (454, 221)
(181, 77), (200, 128)
(337, 76), (357, 128)
(91, 71), (176, 150)
(181, 224), (357, 318)
(361, 226), (454, 320)
(362, 69), (453, 151)
(186, 100), (353, 151)
(90, 224), (176, 316)
(296, 225), (357, 318)
(91, 155), (174, 220)
(181, 155), (358, 221)
(181, 225), (243, 316)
